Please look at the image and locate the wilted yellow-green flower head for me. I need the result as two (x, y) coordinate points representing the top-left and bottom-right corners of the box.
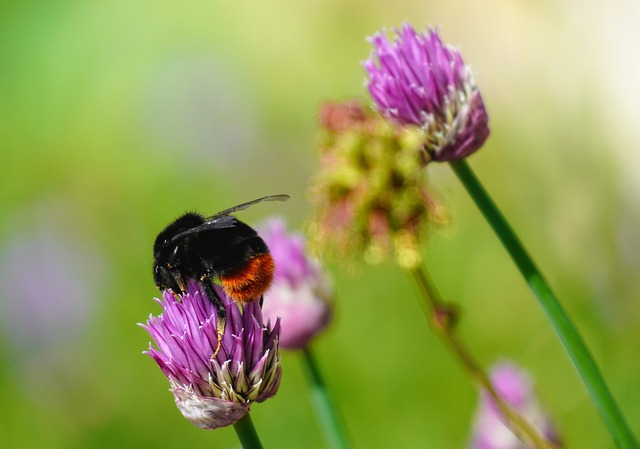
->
(307, 100), (447, 269)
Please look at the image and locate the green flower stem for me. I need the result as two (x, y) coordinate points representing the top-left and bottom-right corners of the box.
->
(450, 159), (639, 449)
(410, 267), (559, 449)
(233, 414), (264, 449)
(301, 347), (353, 449)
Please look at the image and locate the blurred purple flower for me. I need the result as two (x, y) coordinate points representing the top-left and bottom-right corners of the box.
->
(364, 23), (490, 162)
(141, 281), (281, 429)
(258, 218), (332, 350)
(470, 362), (561, 449)
(0, 232), (104, 354)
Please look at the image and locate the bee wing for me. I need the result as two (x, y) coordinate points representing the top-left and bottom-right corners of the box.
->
(169, 194), (289, 242)
(170, 216), (237, 242)
(207, 194), (290, 220)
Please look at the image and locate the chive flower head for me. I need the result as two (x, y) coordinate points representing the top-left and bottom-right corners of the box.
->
(141, 282), (281, 429)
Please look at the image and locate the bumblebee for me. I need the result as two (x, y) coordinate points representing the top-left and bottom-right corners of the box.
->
(153, 194), (289, 349)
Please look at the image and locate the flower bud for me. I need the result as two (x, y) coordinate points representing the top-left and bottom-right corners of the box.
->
(259, 218), (332, 349)
(469, 362), (562, 449)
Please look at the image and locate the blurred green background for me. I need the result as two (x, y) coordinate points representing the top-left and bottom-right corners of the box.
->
(1, 0), (639, 448)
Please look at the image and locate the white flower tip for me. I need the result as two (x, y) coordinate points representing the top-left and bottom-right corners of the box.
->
(172, 386), (250, 430)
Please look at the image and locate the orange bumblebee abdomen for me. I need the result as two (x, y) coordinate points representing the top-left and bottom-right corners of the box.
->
(220, 253), (275, 304)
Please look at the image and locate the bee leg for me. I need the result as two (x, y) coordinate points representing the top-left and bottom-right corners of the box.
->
(259, 295), (264, 308)
(172, 272), (187, 294)
(214, 314), (226, 359)
(212, 303), (226, 359)
(170, 289), (181, 300)
(197, 279), (226, 359)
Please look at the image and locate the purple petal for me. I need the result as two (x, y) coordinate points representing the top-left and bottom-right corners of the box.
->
(364, 23), (490, 162)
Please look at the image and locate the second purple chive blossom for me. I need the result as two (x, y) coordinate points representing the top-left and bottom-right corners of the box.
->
(142, 282), (281, 430)
(364, 23), (490, 162)
(259, 218), (332, 350)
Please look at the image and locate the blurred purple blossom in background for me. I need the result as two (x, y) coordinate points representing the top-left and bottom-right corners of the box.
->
(141, 281), (281, 429)
(364, 23), (490, 162)
(259, 218), (332, 350)
(0, 231), (104, 354)
(470, 362), (561, 449)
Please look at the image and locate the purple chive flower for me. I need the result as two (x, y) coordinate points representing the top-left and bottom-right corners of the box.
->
(470, 362), (561, 449)
(364, 23), (490, 162)
(258, 218), (332, 350)
(141, 281), (281, 430)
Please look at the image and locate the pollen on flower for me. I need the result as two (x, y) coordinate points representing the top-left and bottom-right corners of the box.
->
(394, 230), (421, 269)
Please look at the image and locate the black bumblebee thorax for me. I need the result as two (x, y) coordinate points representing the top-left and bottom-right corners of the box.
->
(153, 212), (269, 292)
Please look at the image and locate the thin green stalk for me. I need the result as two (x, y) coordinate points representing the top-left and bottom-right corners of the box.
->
(450, 159), (639, 449)
(410, 267), (559, 449)
(233, 413), (264, 449)
(301, 347), (353, 449)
